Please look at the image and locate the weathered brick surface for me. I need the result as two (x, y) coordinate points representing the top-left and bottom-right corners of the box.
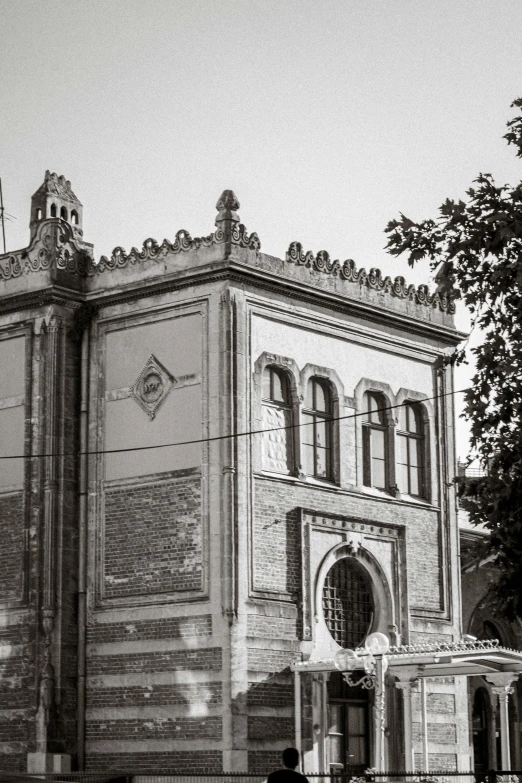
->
(0, 717), (29, 742)
(0, 492), (24, 602)
(86, 751), (222, 772)
(253, 478), (441, 611)
(247, 716), (294, 740)
(88, 682), (222, 708)
(247, 647), (297, 673)
(0, 754), (25, 772)
(248, 750), (283, 774)
(247, 678), (293, 708)
(87, 614), (211, 644)
(412, 692), (455, 714)
(413, 722), (457, 744)
(88, 647), (222, 675)
(0, 683), (33, 709)
(104, 475), (202, 598)
(414, 753), (457, 770)
(86, 715), (222, 740)
(247, 614), (298, 639)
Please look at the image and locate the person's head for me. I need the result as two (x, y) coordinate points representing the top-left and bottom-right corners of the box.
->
(282, 747), (299, 770)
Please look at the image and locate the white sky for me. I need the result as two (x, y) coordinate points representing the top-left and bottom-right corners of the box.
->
(2, 0), (522, 459)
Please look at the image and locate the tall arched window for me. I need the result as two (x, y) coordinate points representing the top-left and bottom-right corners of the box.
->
(322, 558), (374, 648)
(302, 377), (333, 480)
(60, 206), (68, 221)
(396, 402), (424, 497)
(50, 203), (57, 217)
(362, 392), (388, 490)
(71, 210), (79, 225)
(261, 366), (293, 474)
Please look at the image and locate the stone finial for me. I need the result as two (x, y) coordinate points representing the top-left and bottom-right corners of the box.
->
(215, 189), (240, 231)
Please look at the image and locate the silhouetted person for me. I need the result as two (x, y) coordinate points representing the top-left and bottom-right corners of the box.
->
(267, 747), (309, 783)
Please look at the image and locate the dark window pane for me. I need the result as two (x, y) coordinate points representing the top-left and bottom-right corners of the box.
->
(322, 559), (374, 649)
(303, 443), (315, 475)
(371, 428), (385, 460)
(372, 457), (386, 489)
(316, 446), (329, 478)
(315, 418), (328, 448)
(272, 369), (287, 403)
(409, 465), (420, 496)
(397, 433), (408, 464)
(302, 412), (315, 446)
(314, 380), (329, 412)
(396, 462), (408, 493)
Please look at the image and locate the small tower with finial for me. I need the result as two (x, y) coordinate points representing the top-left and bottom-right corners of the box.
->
(30, 171), (84, 241)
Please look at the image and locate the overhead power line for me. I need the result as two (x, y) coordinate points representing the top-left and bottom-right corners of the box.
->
(0, 386), (469, 461)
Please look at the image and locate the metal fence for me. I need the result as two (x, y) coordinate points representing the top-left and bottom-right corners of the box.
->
(1, 773), (522, 783)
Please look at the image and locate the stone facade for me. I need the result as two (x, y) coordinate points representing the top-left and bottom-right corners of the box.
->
(0, 173), (517, 774)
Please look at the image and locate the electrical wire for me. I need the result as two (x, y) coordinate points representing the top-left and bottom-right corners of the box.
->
(0, 385), (469, 460)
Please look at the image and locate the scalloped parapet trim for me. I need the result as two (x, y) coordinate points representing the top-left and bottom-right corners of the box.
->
(286, 241), (455, 314)
(0, 222), (261, 282)
(91, 224), (261, 274)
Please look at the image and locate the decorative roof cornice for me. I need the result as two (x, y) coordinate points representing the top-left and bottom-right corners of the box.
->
(0, 220), (90, 281)
(286, 241), (456, 314)
(90, 224), (260, 275)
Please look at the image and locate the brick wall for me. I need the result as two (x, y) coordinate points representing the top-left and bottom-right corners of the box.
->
(103, 472), (202, 598)
(88, 682), (222, 708)
(86, 716), (222, 740)
(87, 614), (211, 644)
(0, 492), (24, 602)
(414, 753), (457, 770)
(88, 647), (222, 675)
(86, 750), (223, 772)
(413, 722), (457, 744)
(253, 476), (443, 612)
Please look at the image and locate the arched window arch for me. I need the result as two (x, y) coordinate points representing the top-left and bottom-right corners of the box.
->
(362, 392), (389, 490)
(50, 203), (57, 217)
(322, 557), (374, 648)
(396, 402), (425, 497)
(60, 206), (68, 221)
(36, 208), (42, 220)
(261, 365), (294, 475)
(302, 377), (333, 480)
(71, 209), (79, 225)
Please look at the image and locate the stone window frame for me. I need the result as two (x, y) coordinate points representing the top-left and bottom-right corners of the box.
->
(355, 380), (396, 496)
(252, 352), (301, 477)
(355, 379), (436, 504)
(394, 388), (435, 504)
(314, 541), (394, 655)
(299, 364), (345, 487)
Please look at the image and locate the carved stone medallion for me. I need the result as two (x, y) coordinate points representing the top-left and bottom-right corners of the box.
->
(131, 355), (174, 419)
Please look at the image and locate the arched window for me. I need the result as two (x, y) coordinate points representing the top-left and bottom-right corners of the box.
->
(302, 378), (333, 480)
(261, 366), (293, 474)
(322, 558), (374, 648)
(50, 203), (57, 217)
(362, 392), (388, 490)
(36, 208), (42, 220)
(60, 206), (68, 221)
(71, 210), (79, 225)
(396, 402), (424, 497)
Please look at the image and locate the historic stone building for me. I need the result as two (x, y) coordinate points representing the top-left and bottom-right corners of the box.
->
(0, 172), (521, 773)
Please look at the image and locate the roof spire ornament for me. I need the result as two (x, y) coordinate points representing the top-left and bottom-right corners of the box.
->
(215, 189), (240, 242)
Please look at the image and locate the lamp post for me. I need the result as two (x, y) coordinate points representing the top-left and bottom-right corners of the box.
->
(334, 632), (391, 771)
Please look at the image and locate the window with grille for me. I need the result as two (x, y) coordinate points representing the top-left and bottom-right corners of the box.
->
(261, 366), (294, 474)
(362, 392), (388, 490)
(302, 377), (333, 480)
(322, 558), (374, 648)
(396, 402), (424, 497)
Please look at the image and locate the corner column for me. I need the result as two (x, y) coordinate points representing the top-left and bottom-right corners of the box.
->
(487, 674), (518, 771)
(395, 678), (417, 771)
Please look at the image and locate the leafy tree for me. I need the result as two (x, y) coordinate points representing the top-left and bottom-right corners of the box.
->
(385, 99), (522, 620)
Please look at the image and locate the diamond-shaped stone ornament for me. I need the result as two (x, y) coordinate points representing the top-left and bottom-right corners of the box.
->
(131, 355), (175, 419)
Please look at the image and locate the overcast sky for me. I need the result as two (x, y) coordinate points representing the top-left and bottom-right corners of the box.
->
(2, 0), (522, 458)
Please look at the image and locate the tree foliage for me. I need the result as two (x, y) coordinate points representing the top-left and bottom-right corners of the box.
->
(385, 99), (522, 620)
